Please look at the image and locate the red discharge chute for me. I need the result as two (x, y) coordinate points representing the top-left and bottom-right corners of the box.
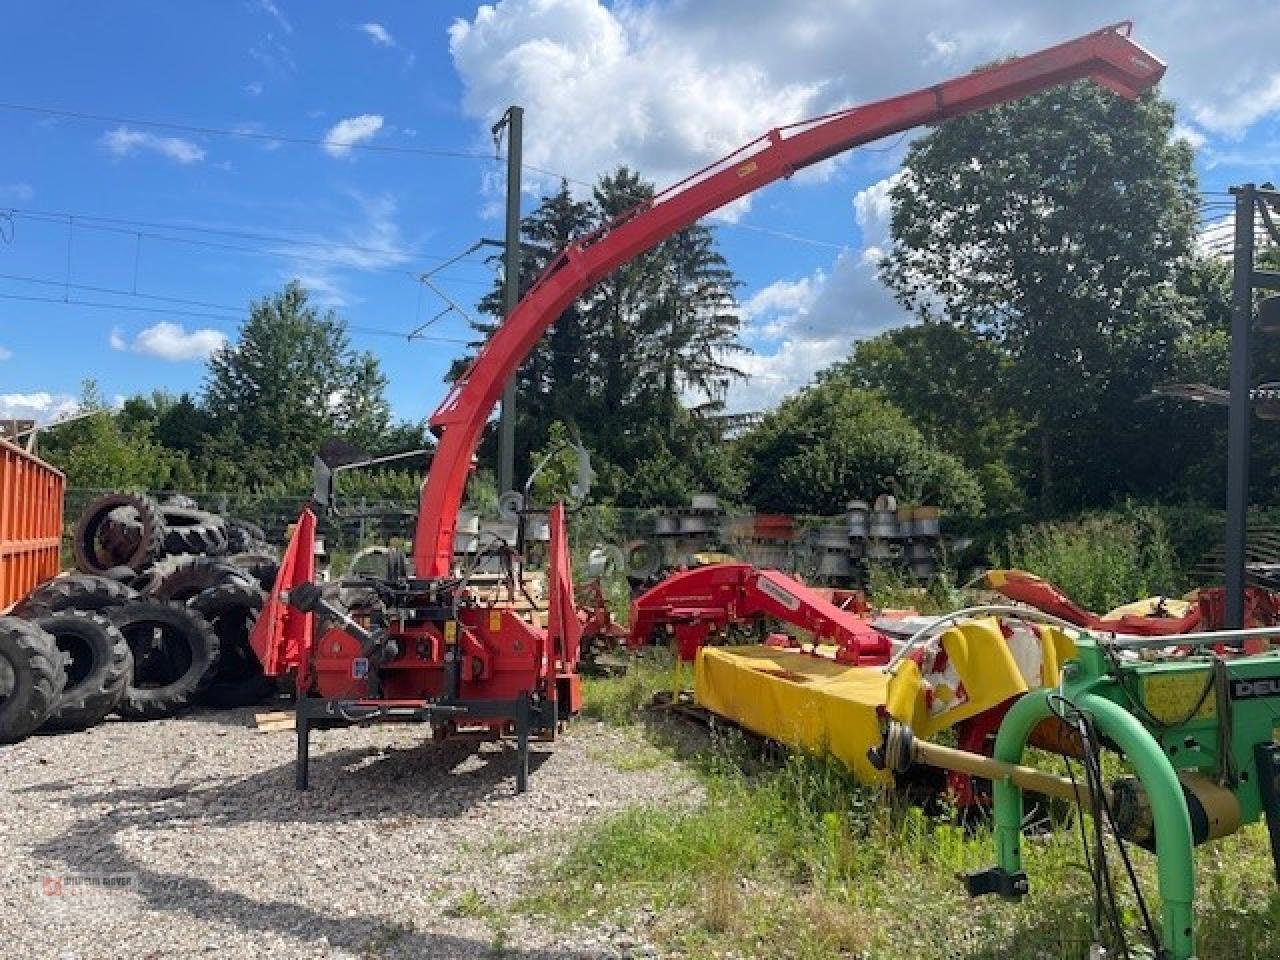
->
(411, 23), (1167, 579)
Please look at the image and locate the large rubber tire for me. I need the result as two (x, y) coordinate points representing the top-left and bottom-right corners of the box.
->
(190, 583), (274, 708)
(36, 610), (132, 731)
(100, 507), (145, 560)
(143, 556), (255, 604)
(73, 492), (165, 574)
(110, 601), (220, 721)
(12, 574), (140, 620)
(163, 494), (200, 510)
(160, 507), (229, 556)
(226, 552), (280, 592)
(225, 518), (269, 554)
(0, 617), (66, 743)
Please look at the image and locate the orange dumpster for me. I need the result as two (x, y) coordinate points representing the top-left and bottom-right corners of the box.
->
(0, 438), (63, 611)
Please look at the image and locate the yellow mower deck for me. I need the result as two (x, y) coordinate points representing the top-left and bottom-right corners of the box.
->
(693, 618), (1077, 784)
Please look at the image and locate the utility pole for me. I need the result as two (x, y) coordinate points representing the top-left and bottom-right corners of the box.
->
(1225, 184), (1255, 628)
(494, 105), (523, 495)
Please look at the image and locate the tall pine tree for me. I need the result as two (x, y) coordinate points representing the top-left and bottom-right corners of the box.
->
(461, 168), (747, 503)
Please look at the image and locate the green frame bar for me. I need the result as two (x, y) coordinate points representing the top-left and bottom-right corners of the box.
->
(991, 688), (1198, 960)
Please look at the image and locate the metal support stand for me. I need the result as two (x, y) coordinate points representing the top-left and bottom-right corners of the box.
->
(290, 693), (551, 793)
(515, 691), (531, 794)
(295, 708), (311, 791)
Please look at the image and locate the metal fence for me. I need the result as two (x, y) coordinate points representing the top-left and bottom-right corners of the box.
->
(62, 488), (949, 588)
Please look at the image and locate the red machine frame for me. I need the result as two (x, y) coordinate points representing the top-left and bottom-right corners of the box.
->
(627, 563), (891, 664)
(253, 23), (1166, 792)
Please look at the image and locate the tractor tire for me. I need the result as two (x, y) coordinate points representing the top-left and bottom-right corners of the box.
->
(143, 556), (254, 604)
(73, 491), (165, 574)
(35, 610), (132, 731)
(160, 507), (229, 556)
(163, 494), (200, 510)
(226, 552), (280, 592)
(225, 518), (269, 554)
(12, 574), (140, 620)
(0, 617), (66, 743)
(190, 583), (274, 708)
(110, 601), (220, 720)
(101, 507), (144, 560)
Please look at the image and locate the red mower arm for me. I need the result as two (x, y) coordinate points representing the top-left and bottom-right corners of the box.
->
(413, 23), (1165, 577)
(627, 563), (892, 663)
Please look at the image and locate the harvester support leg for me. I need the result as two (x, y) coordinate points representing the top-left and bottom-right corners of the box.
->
(295, 707), (311, 791)
(989, 689), (1198, 960)
(515, 692), (530, 794)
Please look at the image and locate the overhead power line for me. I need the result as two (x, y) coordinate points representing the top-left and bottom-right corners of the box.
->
(0, 101), (574, 181)
(3, 209), (496, 288)
(0, 283), (472, 344)
(0, 102), (904, 253)
(8, 206), (489, 265)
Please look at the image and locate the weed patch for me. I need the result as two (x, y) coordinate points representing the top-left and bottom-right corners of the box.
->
(1000, 504), (1182, 612)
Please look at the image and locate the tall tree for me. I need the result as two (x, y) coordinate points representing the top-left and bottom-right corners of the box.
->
(203, 281), (392, 486)
(831, 323), (1027, 513)
(880, 80), (1197, 508)
(463, 180), (595, 475)
(463, 168), (747, 502)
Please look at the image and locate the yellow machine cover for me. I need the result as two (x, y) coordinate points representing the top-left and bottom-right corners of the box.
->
(693, 618), (1074, 785)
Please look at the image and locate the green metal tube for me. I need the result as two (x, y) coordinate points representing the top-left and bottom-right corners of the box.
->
(990, 689), (1198, 960)
(1075, 692), (1196, 960)
(990, 688), (1051, 879)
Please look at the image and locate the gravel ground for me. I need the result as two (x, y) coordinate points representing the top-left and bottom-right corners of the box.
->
(0, 707), (699, 960)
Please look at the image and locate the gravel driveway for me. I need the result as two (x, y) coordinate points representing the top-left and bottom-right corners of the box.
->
(1, 708), (695, 959)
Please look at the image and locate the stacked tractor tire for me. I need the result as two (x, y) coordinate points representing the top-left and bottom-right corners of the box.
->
(0, 492), (281, 744)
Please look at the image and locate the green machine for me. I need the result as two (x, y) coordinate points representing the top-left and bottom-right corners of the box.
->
(875, 624), (1280, 960)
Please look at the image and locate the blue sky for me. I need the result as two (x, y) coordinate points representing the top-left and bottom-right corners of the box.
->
(3, 1), (1280, 429)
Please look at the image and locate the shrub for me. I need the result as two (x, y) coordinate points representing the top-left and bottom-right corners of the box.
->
(735, 383), (983, 516)
(1000, 505), (1181, 612)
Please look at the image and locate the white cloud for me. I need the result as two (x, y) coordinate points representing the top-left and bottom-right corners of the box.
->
(0, 392), (78, 424)
(1190, 72), (1280, 139)
(925, 31), (958, 64)
(449, 1), (1280, 414)
(359, 22), (395, 47)
(0, 346), (11, 360)
(723, 171), (913, 412)
(0, 183), (32, 202)
(112, 323), (227, 361)
(449, 0), (820, 200)
(450, 1), (1280, 192)
(728, 336), (852, 412)
(292, 272), (350, 308)
(102, 127), (205, 164)
(273, 192), (413, 306)
(1173, 124), (1208, 150)
(256, 0), (292, 35)
(245, 80), (264, 97)
(322, 114), (384, 157)
(739, 275), (819, 337)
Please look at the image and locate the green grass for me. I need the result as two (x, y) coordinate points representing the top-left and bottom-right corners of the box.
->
(526, 668), (1280, 959)
(580, 651), (686, 726)
(587, 736), (671, 772)
(447, 888), (490, 919)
